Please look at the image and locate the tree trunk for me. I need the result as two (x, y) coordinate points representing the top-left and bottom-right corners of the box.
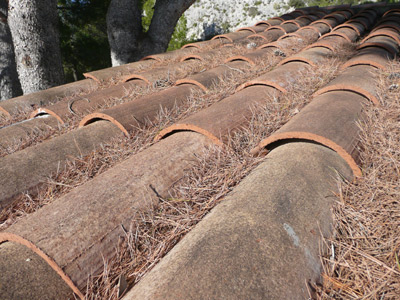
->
(8, 0), (64, 95)
(0, 0), (22, 100)
(107, 0), (195, 66)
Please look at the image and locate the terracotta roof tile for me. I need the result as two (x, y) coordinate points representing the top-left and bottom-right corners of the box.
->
(1, 4), (399, 299)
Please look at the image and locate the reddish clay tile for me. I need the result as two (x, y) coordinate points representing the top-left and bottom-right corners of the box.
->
(224, 49), (272, 65)
(155, 85), (278, 145)
(249, 29), (285, 41)
(290, 10), (306, 17)
(347, 16), (373, 30)
(236, 62), (310, 93)
(297, 14), (318, 22)
(357, 35), (399, 57)
(323, 13), (346, 23)
(255, 19), (282, 27)
(335, 10), (352, 19)
(311, 19), (335, 30)
(277, 32), (302, 40)
(383, 8), (400, 17)
(0, 120), (124, 210)
(251, 91), (366, 177)
(371, 22), (400, 34)
(300, 23), (330, 35)
(140, 47), (196, 62)
(181, 39), (229, 49)
(314, 65), (381, 105)
(83, 60), (154, 83)
(0, 131), (213, 298)
(211, 31), (250, 42)
(342, 47), (394, 70)
(333, 22), (364, 35)
(0, 241), (75, 299)
(304, 40), (336, 52)
(279, 46), (333, 67)
(175, 61), (248, 92)
(80, 85), (197, 135)
(123, 141), (353, 300)
(30, 80), (148, 121)
(265, 26), (287, 34)
(361, 29), (400, 45)
(236, 25), (267, 33)
(0, 106), (11, 118)
(319, 30), (353, 42)
(376, 15), (400, 28)
(179, 54), (204, 62)
(0, 115), (60, 151)
(279, 22), (302, 33)
(0, 79), (96, 117)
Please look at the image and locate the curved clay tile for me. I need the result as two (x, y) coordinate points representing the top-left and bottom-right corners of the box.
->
(0, 240), (77, 299)
(140, 54), (163, 62)
(361, 29), (400, 46)
(371, 22), (400, 34)
(155, 85), (278, 144)
(179, 54), (204, 62)
(0, 115), (59, 151)
(265, 25), (287, 34)
(225, 54), (256, 65)
(83, 60), (154, 83)
(211, 31), (250, 42)
(0, 106), (10, 117)
(311, 19), (334, 30)
(80, 85), (196, 134)
(0, 131), (213, 299)
(348, 16), (373, 30)
(277, 32), (303, 40)
(314, 65), (381, 105)
(357, 35), (399, 57)
(296, 14), (318, 22)
(255, 19), (282, 27)
(30, 107), (65, 124)
(236, 62), (310, 93)
(334, 10), (351, 19)
(323, 13), (346, 23)
(376, 15), (400, 28)
(300, 23), (329, 35)
(181, 39), (228, 49)
(280, 22), (302, 33)
(295, 26), (322, 40)
(304, 41), (336, 52)
(122, 141), (353, 300)
(333, 23), (363, 36)
(252, 91), (366, 177)
(0, 121), (124, 210)
(249, 29), (285, 41)
(176, 61), (248, 92)
(279, 46), (333, 67)
(383, 8), (400, 17)
(0, 79), (96, 117)
(342, 47), (394, 70)
(281, 20), (301, 29)
(319, 31), (353, 43)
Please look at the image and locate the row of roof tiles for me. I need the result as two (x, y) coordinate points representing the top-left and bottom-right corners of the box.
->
(0, 3), (400, 299)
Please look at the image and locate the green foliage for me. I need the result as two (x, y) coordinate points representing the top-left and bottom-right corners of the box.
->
(168, 14), (193, 51)
(58, 0), (111, 82)
(58, 0), (192, 80)
(141, 0), (155, 32)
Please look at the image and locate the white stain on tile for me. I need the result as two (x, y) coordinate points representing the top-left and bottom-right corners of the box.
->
(283, 223), (300, 247)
